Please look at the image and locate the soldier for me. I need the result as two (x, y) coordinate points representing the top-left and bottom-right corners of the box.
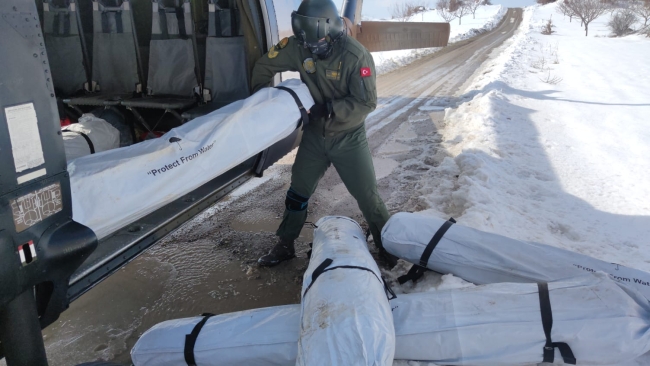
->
(252, 0), (395, 267)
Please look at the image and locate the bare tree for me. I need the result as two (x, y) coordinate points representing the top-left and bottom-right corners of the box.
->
(557, 0), (577, 22)
(631, 0), (650, 26)
(566, 0), (612, 36)
(608, 9), (638, 35)
(451, 0), (471, 24)
(391, 2), (411, 21)
(466, 0), (481, 18)
(436, 0), (457, 22)
(391, 1), (428, 21)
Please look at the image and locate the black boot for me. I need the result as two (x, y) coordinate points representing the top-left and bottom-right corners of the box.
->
(258, 237), (296, 267)
(378, 248), (399, 269)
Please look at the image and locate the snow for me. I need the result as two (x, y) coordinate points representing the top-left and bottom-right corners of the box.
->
(362, 0), (536, 22)
(384, 3), (650, 365)
(442, 3), (650, 269)
(371, 5), (508, 75)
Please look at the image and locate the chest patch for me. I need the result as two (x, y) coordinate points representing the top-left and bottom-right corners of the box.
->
(303, 58), (316, 74)
(325, 69), (341, 81)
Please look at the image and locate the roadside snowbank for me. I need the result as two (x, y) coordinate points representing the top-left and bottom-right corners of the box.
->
(389, 4), (650, 365)
(445, 3), (650, 269)
(372, 5), (507, 75)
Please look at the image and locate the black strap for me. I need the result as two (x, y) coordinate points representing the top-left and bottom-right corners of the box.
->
(53, 12), (71, 36)
(274, 86), (309, 129)
(53, 11), (61, 35)
(303, 259), (396, 300)
(62, 129), (95, 154)
(175, 6), (187, 37)
(419, 218), (456, 266)
(538, 283), (576, 365)
(158, 7), (169, 38)
(213, 9), (222, 37)
(306, 258), (333, 296)
(398, 218), (456, 284)
(230, 0), (238, 36)
(115, 11), (123, 33)
(184, 313), (215, 366)
(63, 12), (71, 35)
(397, 265), (427, 285)
(382, 275), (397, 300)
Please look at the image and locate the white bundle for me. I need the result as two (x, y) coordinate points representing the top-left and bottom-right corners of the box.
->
(131, 273), (650, 365)
(130, 305), (300, 366)
(62, 114), (120, 161)
(297, 216), (395, 366)
(392, 273), (650, 365)
(69, 79), (313, 239)
(381, 212), (650, 301)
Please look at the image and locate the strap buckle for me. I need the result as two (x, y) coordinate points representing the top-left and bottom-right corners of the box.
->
(400, 218), (456, 284)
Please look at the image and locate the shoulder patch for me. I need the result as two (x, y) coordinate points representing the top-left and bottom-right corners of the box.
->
(268, 46), (279, 59)
(277, 37), (289, 49)
(360, 67), (372, 78)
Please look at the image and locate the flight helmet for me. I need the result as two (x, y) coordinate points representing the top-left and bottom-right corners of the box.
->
(291, 0), (345, 58)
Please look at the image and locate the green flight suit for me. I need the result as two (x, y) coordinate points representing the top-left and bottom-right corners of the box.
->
(251, 35), (390, 249)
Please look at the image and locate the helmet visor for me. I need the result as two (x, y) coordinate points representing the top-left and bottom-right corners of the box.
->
(291, 12), (331, 45)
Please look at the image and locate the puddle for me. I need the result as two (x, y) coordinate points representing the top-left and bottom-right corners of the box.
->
(37, 233), (307, 366)
(231, 215), (314, 242)
(231, 216), (282, 234)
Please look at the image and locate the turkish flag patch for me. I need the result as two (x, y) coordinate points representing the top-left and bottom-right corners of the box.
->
(360, 67), (372, 78)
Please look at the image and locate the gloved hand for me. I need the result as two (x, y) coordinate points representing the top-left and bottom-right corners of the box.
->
(309, 101), (332, 120)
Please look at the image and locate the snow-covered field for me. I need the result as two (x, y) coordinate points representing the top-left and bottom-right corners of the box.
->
(388, 3), (650, 366)
(371, 5), (508, 74)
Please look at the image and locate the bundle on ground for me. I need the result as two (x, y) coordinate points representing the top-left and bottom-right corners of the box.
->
(382, 212), (650, 300)
(391, 273), (650, 365)
(296, 216), (395, 366)
(130, 305), (300, 366)
(131, 273), (650, 365)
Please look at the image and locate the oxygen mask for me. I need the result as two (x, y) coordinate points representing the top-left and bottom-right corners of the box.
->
(293, 31), (327, 58)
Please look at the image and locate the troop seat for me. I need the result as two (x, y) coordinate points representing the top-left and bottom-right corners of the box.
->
(208, 0), (243, 37)
(43, 0), (90, 97)
(65, 0), (143, 108)
(121, 0), (201, 123)
(181, 0), (249, 121)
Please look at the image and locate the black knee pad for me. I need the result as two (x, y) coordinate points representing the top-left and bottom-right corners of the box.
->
(285, 188), (309, 212)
